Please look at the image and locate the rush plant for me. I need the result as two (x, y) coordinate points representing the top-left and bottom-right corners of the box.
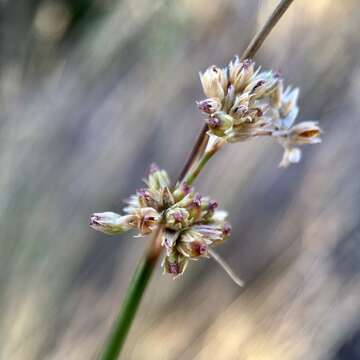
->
(89, 1), (322, 358)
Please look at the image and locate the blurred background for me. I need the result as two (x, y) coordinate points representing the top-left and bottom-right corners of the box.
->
(1, 0), (360, 359)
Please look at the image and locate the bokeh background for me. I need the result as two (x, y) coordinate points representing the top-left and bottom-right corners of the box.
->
(1, 0), (360, 359)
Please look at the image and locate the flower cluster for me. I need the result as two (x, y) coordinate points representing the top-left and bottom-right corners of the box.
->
(197, 56), (322, 167)
(90, 164), (231, 277)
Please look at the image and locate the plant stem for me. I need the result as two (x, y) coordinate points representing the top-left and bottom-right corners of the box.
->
(99, 228), (163, 360)
(99, 1), (296, 358)
(182, 148), (218, 186)
(240, 0), (295, 61)
(178, 123), (208, 182)
(100, 258), (154, 360)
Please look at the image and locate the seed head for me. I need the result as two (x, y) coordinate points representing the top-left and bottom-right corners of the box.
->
(196, 98), (221, 115)
(207, 111), (233, 137)
(287, 121), (322, 145)
(197, 56), (322, 166)
(165, 207), (190, 231)
(177, 237), (209, 258)
(145, 163), (170, 191)
(228, 57), (255, 92)
(162, 249), (189, 277)
(90, 164), (232, 278)
(133, 207), (161, 236)
(199, 66), (228, 99)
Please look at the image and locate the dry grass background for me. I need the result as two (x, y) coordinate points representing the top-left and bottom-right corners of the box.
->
(0, 0), (360, 359)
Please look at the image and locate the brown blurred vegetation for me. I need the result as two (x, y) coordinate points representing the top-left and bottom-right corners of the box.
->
(0, 0), (359, 359)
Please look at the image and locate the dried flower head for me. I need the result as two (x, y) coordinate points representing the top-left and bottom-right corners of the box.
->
(90, 164), (231, 278)
(198, 56), (322, 166)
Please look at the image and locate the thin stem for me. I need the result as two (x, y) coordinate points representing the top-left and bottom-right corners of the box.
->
(178, 123), (208, 182)
(182, 149), (217, 187)
(240, 0), (295, 61)
(99, 228), (163, 360)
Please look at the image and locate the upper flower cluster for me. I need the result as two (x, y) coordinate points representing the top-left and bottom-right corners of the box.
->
(197, 56), (321, 167)
(90, 164), (230, 277)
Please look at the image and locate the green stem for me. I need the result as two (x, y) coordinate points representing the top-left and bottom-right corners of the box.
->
(183, 149), (217, 186)
(99, 258), (155, 360)
(99, 230), (162, 360)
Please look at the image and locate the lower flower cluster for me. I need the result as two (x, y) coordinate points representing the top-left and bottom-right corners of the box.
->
(90, 164), (230, 277)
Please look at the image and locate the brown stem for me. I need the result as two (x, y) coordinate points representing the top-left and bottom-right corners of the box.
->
(178, 0), (295, 183)
(178, 123), (208, 182)
(146, 226), (164, 262)
(240, 0), (295, 61)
